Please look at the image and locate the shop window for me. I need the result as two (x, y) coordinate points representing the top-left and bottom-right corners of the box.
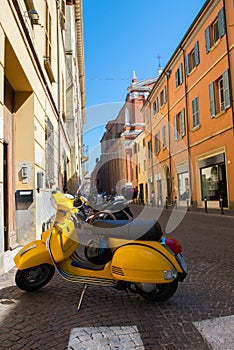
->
(185, 41), (200, 75)
(200, 162), (227, 206)
(209, 70), (230, 117)
(178, 172), (189, 200)
(192, 96), (200, 128)
(174, 109), (185, 140)
(205, 8), (225, 53)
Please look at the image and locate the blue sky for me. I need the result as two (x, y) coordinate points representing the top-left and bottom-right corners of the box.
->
(82, 0), (207, 170)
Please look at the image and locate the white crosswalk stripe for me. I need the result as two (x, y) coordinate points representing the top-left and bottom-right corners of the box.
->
(193, 315), (234, 350)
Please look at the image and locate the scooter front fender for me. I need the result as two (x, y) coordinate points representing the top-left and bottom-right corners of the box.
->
(14, 240), (53, 270)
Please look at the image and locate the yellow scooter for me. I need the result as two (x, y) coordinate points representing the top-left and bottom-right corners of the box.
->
(14, 191), (187, 310)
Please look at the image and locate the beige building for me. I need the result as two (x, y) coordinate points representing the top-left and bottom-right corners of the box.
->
(0, 0), (85, 274)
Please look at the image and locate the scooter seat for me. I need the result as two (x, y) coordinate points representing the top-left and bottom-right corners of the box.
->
(91, 219), (162, 241)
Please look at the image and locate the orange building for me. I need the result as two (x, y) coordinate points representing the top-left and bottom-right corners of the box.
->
(143, 0), (234, 209)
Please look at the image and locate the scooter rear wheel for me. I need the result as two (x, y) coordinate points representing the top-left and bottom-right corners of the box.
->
(15, 264), (55, 291)
(134, 280), (178, 302)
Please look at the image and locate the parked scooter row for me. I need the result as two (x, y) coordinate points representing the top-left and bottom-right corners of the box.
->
(14, 190), (187, 310)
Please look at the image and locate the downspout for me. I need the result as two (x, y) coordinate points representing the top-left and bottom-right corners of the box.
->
(223, 0), (234, 129)
(181, 46), (193, 206)
(56, 0), (62, 190)
(166, 70), (172, 204)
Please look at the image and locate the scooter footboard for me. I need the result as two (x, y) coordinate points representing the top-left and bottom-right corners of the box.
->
(14, 240), (53, 270)
(111, 242), (181, 283)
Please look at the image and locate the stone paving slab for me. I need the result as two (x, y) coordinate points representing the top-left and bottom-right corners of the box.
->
(193, 315), (234, 350)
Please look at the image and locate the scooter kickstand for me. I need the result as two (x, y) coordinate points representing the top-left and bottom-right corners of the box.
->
(77, 283), (88, 311)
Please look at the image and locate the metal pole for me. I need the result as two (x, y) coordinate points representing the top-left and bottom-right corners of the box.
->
(220, 196), (224, 215)
(204, 196), (208, 213)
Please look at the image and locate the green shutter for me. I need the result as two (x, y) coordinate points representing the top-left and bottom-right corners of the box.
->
(205, 26), (211, 53)
(185, 55), (190, 76)
(174, 116), (178, 140)
(194, 41), (200, 66)
(180, 109), (185, 136)
(218, 8), (225, 38)
(209, 82), (216, 118)
(223, 70), (230, 109)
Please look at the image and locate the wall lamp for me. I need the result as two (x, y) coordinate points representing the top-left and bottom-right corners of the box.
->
(29, 9), (40, 25)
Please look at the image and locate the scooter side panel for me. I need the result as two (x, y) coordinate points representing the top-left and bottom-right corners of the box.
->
(14, 240), (53, 270)
(111, 242), (181, 283)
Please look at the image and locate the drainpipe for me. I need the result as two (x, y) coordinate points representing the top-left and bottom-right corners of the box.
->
(223, 0), (234, 129)
(56, 0), (62, 190)
(165, 70), (172, 204)
(181, 46), (193, 206)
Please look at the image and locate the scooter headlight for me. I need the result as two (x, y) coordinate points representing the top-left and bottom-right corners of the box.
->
(164, 269), (178, 280)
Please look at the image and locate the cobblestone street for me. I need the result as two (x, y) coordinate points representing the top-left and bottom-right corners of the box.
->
(0, 208), (234, 350)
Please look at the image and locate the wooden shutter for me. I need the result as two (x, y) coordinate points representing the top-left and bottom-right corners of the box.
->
(180, 109), (185, 137)
(205, 26), (211, 53)
(185, 55), (190, 76)
(223, 70), (231, 109)
(194, 41), (200, 66)
(179, 63), (183, 84)
(218, 8), (225, 38)
(163, 86), (167, 104)
(209, 82), (216, 117)
(174, 116), (178, 140)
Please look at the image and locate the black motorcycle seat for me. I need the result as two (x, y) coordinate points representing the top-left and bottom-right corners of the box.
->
(91, 219), (162, 241)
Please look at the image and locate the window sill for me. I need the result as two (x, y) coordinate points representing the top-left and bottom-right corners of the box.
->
(207, 38), (221, 53)
(192, 124), (201, 131)
(212, 109), (226, 119)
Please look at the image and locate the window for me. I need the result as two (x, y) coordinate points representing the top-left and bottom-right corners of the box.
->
(209, 70), (230, 117)
(178, 172), (189, 200)
(152, 97), (159, 116)
(45, 117), (55, 187)
(148, 140), (152, 159)
(192, 97), (200, 128)
(45, 1), (52, 63)
(162, 126), (166, 148)
(60, 0), (66, 29)
(175, 63), (183, 88)
(185, 41), (200, 75)
(205, 8), (225, 53)
(174, 109), (185, 140)
(154, 132), (160, 154)
(159, 86), (167, 107)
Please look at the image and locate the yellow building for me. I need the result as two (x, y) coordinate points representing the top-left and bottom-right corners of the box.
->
(0, 0), (85, 274)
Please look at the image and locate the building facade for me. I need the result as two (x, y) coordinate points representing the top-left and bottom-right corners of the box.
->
(0, 0), (85, 274)
(143, 0), (234, 210)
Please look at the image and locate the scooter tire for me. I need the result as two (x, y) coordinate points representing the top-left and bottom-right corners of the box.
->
(134, 280), (178, 302)
(15, 264), (55, 292)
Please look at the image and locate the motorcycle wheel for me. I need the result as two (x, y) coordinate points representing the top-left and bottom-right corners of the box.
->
(134, 280), (178, 302)
(15, 264), (55, 291)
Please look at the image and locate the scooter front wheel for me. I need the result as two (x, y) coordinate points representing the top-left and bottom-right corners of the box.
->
(15, 264), (55, 291)
(134, 280), (178, 302)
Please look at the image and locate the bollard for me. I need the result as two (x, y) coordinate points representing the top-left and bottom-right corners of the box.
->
(186, 198), (190, 211)
(204, 196), (208, 213)
(174, 197), (177, 210)
(220, 196), (224, 215)
(165, 197), (168, 209)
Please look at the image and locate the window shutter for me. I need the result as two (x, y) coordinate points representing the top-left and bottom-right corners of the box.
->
(156, 97), (159, 113)
(179, 63), (183, 84)
(209, 82), (216, 118)
(175, 70), (179, 88)
(223, 70), (231, 109)
(163, 86), (167, 104)
(180, 109), (186, 137)
(174, 116), (178, 140)
(218, 8), (225, 38)
(162, 126), (166, 148)
(158, 132), (160, 152)
(205, 26), (211, 53)
(185, 55), (190, 76)
(194, 41), (200, 66)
